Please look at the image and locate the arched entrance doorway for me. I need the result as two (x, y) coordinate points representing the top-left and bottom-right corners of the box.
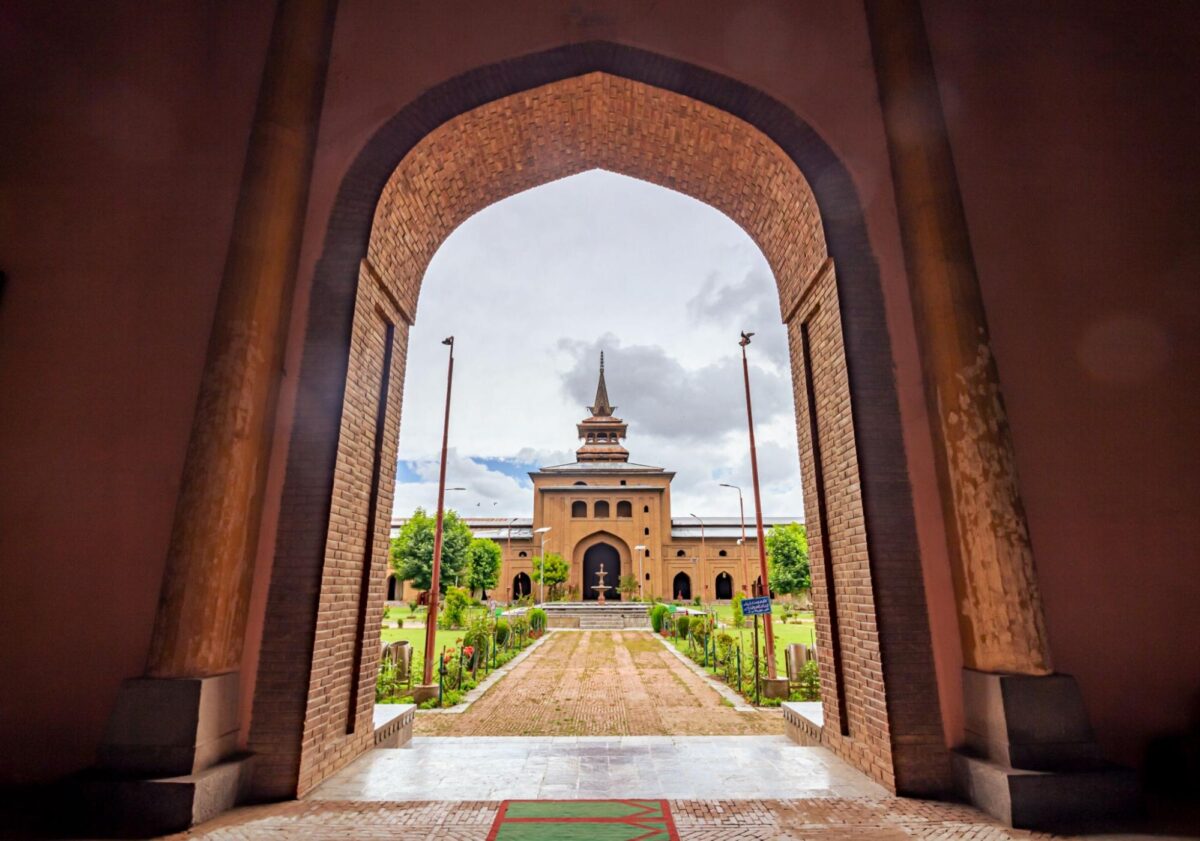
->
(715, 572), (733, 600)
(673, 572), (692, 601)
(256, 42), (945, 801)
(386, 575), (398, 601)
(512, 572), (531, 600)
(582, 543), (621, 601)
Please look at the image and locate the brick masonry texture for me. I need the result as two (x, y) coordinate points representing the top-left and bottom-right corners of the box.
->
(414, 631), (783, 738)
(260, 42), (936, 800)
(174, 798), (1059, 840)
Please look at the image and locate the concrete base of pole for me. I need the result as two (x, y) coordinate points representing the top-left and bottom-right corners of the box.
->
(411, 684), (439, 704)
(762, 677), (790, 700)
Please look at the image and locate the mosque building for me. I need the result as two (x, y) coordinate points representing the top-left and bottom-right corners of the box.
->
(389, 355), (799, 603)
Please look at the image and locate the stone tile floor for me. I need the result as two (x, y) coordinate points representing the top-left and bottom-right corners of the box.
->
(308, 736), (886, 801)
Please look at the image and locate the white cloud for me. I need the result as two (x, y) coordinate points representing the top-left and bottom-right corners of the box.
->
(394, 170), (805, 522)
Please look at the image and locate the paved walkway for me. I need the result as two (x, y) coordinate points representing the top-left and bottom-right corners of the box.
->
(415, 630), (782, 736)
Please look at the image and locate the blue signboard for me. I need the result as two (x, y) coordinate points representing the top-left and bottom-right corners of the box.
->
(741, 596), (772, 616)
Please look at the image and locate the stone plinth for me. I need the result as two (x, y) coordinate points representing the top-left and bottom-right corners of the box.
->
(953, 669), (1138, 828)
(411, 684), (439, 704)
(762, 677), (790, 700)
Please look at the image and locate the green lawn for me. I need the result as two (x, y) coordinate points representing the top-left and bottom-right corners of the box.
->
(717, 615), (816, 674)
(379, 627), (469, 649)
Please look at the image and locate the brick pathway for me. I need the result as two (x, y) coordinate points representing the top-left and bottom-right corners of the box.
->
(415, 630), (782, 737)
(177, 798), (1070, 840)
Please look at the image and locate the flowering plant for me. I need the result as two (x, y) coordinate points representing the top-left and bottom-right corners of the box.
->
(443, 650), (456, 665)
(463, 646), (475, 659)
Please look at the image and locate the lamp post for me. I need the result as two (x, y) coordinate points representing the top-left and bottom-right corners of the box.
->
(634, 544), (646, 600)
(739, 331), (780, 683)
(506, 516), (520, 603)
(534, 526), (552, 603)
(720, 483), (749, 594)
(420, 336), (459, 691)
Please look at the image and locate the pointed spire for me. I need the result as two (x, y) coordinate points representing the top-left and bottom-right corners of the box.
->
(589, 351), (615, 417)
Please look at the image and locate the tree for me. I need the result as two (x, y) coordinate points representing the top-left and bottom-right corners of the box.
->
(766, 522), (810, 596)
(465, 537), (502, 598)
(389, 507), (473, 595)
(530, 552), (569, 600)
(618, 573), (639, 600)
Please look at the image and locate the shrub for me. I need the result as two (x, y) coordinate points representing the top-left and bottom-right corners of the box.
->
(509, 615), (529, 640)
(649, 603), (668, 633)
(462, 616), (491, 669)
(528, 607), (547, 632)
(692, 595), (702, 606)
(691, 616), (710, 643)
(674, 614), (690, 638)
(731, 593), (745, 628)
(797, 659), (821, 701)
(494, 617), (510, 646)
(716, 632), (734, 662)
(443, 586), (472, 628)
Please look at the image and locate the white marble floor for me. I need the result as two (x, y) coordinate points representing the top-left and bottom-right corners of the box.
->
(307, 735), (888, 801)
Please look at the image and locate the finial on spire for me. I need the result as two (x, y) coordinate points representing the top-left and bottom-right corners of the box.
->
(588, 351), (615, 417)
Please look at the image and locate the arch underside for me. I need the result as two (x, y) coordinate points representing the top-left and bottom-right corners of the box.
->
(253, 41), (944, 802)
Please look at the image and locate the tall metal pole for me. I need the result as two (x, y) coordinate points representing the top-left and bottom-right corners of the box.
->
(421, 337), (455, 686)
(740, 332), (778, 679)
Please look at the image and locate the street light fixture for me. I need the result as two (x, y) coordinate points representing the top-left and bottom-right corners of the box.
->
(720, 483), (750, 595)
(634, 545), (647, 600)
(534, 526), (552, 603)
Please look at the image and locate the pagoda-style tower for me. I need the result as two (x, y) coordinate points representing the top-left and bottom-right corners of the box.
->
(575, 353), (629, 462)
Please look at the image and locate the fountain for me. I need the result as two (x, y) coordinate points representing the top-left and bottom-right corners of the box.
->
(591, 562), (612, 603)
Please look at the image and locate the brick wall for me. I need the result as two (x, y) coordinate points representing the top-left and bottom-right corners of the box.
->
(789, 262), (948, 793)
(249, 260), (409, 797)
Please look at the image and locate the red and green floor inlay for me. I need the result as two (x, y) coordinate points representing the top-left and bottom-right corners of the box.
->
(487, 800), (679, 840)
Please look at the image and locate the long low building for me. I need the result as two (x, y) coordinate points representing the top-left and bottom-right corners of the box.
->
(387, 356), (800, 603)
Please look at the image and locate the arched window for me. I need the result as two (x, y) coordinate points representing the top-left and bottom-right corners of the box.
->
(518, 551), (527, 558)
(572, 500), (587, 518)
(573, 480), (587, 486)
(643, 505), (650, 513)
(644, 527), (650, 536)
(594, 500), (610, 518)
(718, 549), (727, 557)
(676, 549), (686, 557)
(616, 500), (632, 518)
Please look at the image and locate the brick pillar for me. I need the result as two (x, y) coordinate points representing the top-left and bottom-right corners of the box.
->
(91, 1), (338, 833)
(864, 0), (1052, 676)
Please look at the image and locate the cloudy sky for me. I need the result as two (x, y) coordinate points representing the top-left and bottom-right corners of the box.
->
(392, 170), (805, 522)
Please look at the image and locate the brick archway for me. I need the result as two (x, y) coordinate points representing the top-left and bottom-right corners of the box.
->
(252, 42), (944, 801)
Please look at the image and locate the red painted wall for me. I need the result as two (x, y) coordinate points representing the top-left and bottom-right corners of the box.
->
(1, 0), (1195, 784)
(0, 3), (273, 783)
